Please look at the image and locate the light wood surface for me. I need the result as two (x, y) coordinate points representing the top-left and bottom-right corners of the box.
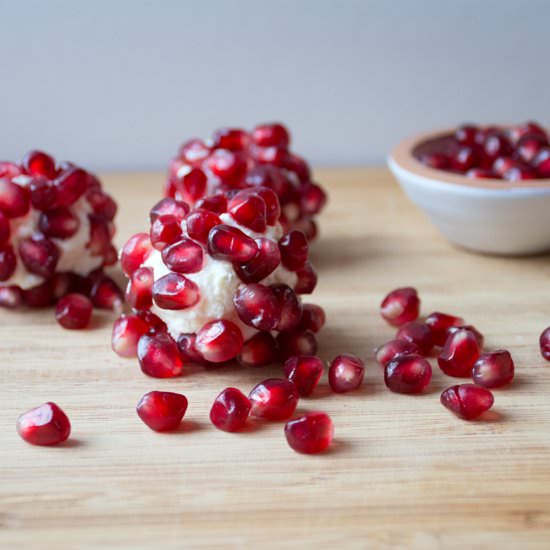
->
(1, 168), (550, 550)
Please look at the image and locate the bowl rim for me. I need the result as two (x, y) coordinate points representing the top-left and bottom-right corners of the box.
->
(389, 127), (550, 190)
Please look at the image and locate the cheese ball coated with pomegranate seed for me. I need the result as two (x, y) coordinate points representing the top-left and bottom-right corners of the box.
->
(0, 151), (119, 309)
(165, 122), (326, 240)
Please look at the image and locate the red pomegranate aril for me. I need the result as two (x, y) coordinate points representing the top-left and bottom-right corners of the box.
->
(86, 188), (118, 221)
(492, 156), (517, 177)
(0, 161), (22, 179)
(195, 194), (227, 214)
(284, 355), (324, 396)
(252, 123), (290, 149)
(16, 402), (71, 446)
(238, 331), (279, 367)
(396, 321), (433, 355)
(212, 128), (249, 151)
(294, 262), (317, 295)
(0, 285), (23, 308)
(466, 168), (498, 179)
(38, 206), (80, 239)
(137, 309), (167, 334)
(176, 333), (206, 364)
(149, 197), (189, 223)
(22, 150), (56, 179)
(253, 187), (280, 225)
(161, 238), (203, 274)
(125, 266), (154, 309)
(0, 179), (30, 218)
(516, 134), (547, 163)
(271, 284), (302, 331)
(375, 339), (421, 368)
(0, 213), (11, 245)
(23, 280), (55, 307)
(152, 272), (200, 310)
(447, 324), (484, 349)
(504, 166), (537, 181)
(29, 177), (58, 210)
(87, 217), (111, 256)
(179, 138), (210, 165)
(278, 230), (308, 271)
(55, 293), (92, 329)
(248, 378), (298, 421)
(150, 214), (183, 251)
(137, 332), (183, 378)
(510, 121), (548, 143)
(297, 304), (325, 333)
(328, 354), (365, 393)
(206, 149), (247, 186)
(233, 282), (280, 330)
(18, 235), (59, 278)
(210, 387), (251, 432)
(234, 237), (280, 283)
(120, 232), (152, 277)
(186, 209), (222, 244)
(451, 146), (477, 172)
(455, 124), (478, 146)
(90, 275), (123, 310)
(438, 328), (481, 377)
(441, 384), (494, 420)
(207, 224), (258, 262)
(112, 314), (149, 357)
(472, 350), (514, 388)
(300, 183), (327, 217)
(174, 166), (207, 203)
(195, 319), (243, 363)
(380, 287), (420, 327)
(277, 329), (317, 360)
(54, 168), (88, 207)
(425, 311), (465, 346)
(419, 152), (450, 170)
(540, 327), (550, 361)
(0, 245), (17, 281)
(532, 147), (550, 178)
(284, 153), (311, 183)
(136, 391), (188, 432)
(384, 354), (432, 394)
(285, 412), (333, 454)
(293, 218), (318, 242)
(228, 190), (267, 232)
(482, 133), (513, 168)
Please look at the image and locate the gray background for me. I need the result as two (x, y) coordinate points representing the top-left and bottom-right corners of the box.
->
(1, 0), (548, 171)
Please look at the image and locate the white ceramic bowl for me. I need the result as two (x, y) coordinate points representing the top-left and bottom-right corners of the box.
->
(388, 129), (550, 255)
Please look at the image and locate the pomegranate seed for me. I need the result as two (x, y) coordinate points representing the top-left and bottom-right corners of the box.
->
(472, 350), (514, 388)
(23, 280), (55, 307)
(278, 230), (308, 271)
(212, 128), (249, 151)
(0, 212), (10, 244)
(482, 132), (513, 168)
(207, 224), (258, 262)
(252, 123), (290, 149)
(149, 197), (189, 223)
(447, 324), (484, 348)
(455, 124), (478, 146)
(509, 121), (548, 143)
(195, 319), (243, 363)
(29, 178), (58, 210)
(87, 217), (111, 257)
(451, 146), (477, 172)
(85, 188), (117, 221)
(0, 179), (30, 218)
(54, 168), (88, 207)
(516, 134), (547, 163)
(375, 339), (421, 368)
(55, 293), (92, 329)
(328, 354), (365, 393)
(380, 287), (420, 327)
(441, 384), (494, 420)
(206, 149), (247, 186)
(253, 187), (280, 225)
(294, 261), (317, 294)
(150, 214), (183, 251)
(228, 190), (267, 232)
(18, 235), (59, 278)
(22, 150), (56, 179)
(504, 165), (537, 181)
(384, 354), (432, 394)
(210, 387), (251, 432)
(112, 314), (149, 357)
(284, 355), (323, 396)
(0, 161), (23, 179)
(38, 206), (80, 239)
(0, 245), (17, 281)
(300, 183), (327, 216)
(532, 147), (550, 178)
(120, 232), (152, 276)
(233, 283), (280, 331)
(0, 285), (23, 308)
(419, 152), (450, 170)
(176, 333), (206, 364)
(285, 412), (333, 454)
(540, 327), (550, 361)
(234, 237), (280, 283)
(195, 194), (227, 214)
(425, 311), (465, 346)
(466, 168), (498, 179)
(152, 273), (200, 310)
(137, 309), (167, 333)
(271, 284), (302, 331)
(284, 153), (311, 183)
(136, 391), (188, 431)
(238, 331), (279, 366)
(125, 266), (154, 310)
(396, 321), (433, 355)
(137, 332), (183, 378)
(277, 330), (317, 360)
(492, 156), (517, 177)
(90, 275), (123, 310)
(179, 138), (210, 165)
(161, 237), (203, 273)
(185, 209), (222, 244)
(438, 328), (481, 377)
(16, 402), (71, 446)
(248, 378), (298, 420)
(297, 304), (325, 333)
(174, 166), (207, 203)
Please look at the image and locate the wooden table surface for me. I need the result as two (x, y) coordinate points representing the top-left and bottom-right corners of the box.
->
(1, 168), (550, 549)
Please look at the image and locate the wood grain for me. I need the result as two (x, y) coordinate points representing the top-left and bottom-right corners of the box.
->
(1, 168), (550, 550)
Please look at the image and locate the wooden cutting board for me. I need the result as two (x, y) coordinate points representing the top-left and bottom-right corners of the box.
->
(1, 168), (549, 549)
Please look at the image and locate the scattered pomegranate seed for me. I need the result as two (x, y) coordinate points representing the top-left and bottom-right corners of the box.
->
(277, 330), (317, 360)
(89, 275), (123, 310)
(540, 327), (550, 361)
(137, 309), (167, 333)
(248, 378), (298, 421)
(440, 384), (494, 420)
(238, 331), (279, 367)
(285, 412), (334, 454)
(18, 235), (60, 278)
(380, 287), (420, 327)
(284, 355), (324, 396)
(228, 190), (267, 232)
(279, 230), (308, 271)
(0, 179), (31, 218)
(16, 402), (71, 446)
(438, 327), (481, 377)
(252, 123), (290, 149)
(294, 262), (317, 294)
(0, 285), (23, 308)
(150, 197), (189, 223)
(207, 224), (258, 262)
(210, 387), (251, 432)
(328, 354), (365, 393)
(271, 283), (302, 331)
(125, 266), (154, 310)
(152, 272), (200, 310)
(0, 245), (17, 281)
(297, 304), (326, 333)
(55, 293), (92, 329)
(23, 280), (55, 307)
(22, 150), (56, 179)
(447, 324), (484, 348)
(396, 321), (433, 355)
(195, 319), (243, 363)
(176, 333), (206, 364)
(137, 332), (184, 378)
(234, 237), (281, 283)
(112, 314), (150, 357)
(424, 311), (465, 346)
(120, 232), (152, 277)
(161, 237), (204, 273)
(150, 214), (183, 251)
(472, 350), (515, 388)
(136, 391), (188, 432)
(375, 339), (421, 367)
(384, 354), (432, 394)
(233, 283), (281, 331)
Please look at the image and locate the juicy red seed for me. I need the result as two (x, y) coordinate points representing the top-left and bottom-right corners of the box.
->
(87, 217), (112, 256)
(466, 168), (498, 179)
(447, 324), (484, 348)
(18, 235), (59, 278)
(233, 283), (281, 331)
(55, 293), (92, 329)
(253, 187), (280, 225)
(300, 183), (327, 216)
(492, 156), (517, 177)
(419, 152), (450, 170)
(504, 166), (537, 181)
(438, 328), (481, 377)
(375, 339), (421, 367)
(174, 167), (207, 203)
(237, 331), (279, 367)
(0, 246), (17, 281)
(455, 124), (478, 145)
(450, 146), (477, 172)
(294, 262), (317, 294)
(161, 238), (203, 273)
(384, 354), (432, 394)
(396, 322), (433, 356)
(22, 150), (56, 179)
(252, 145), (287, 166)
(136, 309), (167, 333)
(283, 355), (324, 396)
(297, 304), (325, 333)
(38, 206), (80, 239)
(212, 128), (249, 151)
(0, 179), (30, 218)
(471, 350), (515, 388)
(0, 161), (23, 179)
(137, 332), (183, 378)
(228, 190), (267, 232)
(195, 194), (227, 214)
(277, 330), (318, 360)
(210, 387), (251, 432)
(278, 230), (308, 271)
(285, 412), (333, 454)
(16, 402), (71, 446)
(234, 237), (281, 283)
(54, 168), (88, 207)
(248, 378), (298, 421)
(29, 178), (57, 210)
(176, 333), (206, 364)
(440, 384), (494, 420)
(207, 224), (258, 262)
(195, 319), (243, 363)
(328, 354), (365, 393)
(150, 214), (183, 251)
(206, 149), (247, 186)
(380, 287), (420, 327)
(186, 209), (222, 245)
(179, 138), (210, 165)
(533, 147), (550, 178)
(251, 123), (290, 148)
(112, 314), (149, 357)
(136, 391), (188, 431)
(125, 266), (154, 310)
(150, 197), (189, 223)
(424, 311), (465, 347)
(0, 285), (23, 308)
(85, 189), (117, 221)
(482, 133), (513, 168)
(152, 272), (200, 310)
(271, 284), (302, 331)
(284, 153), (311, 183)
(52, 272), (79, 299)
(540, 327), (550, 361)
(516, 134), (547, 164)
(90, 275), (123, 310)
(23, 280), (55, 307)
(120, 232), (152, 276)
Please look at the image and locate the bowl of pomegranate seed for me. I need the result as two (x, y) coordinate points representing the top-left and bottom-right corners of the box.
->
(388, 121), (550, 255)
